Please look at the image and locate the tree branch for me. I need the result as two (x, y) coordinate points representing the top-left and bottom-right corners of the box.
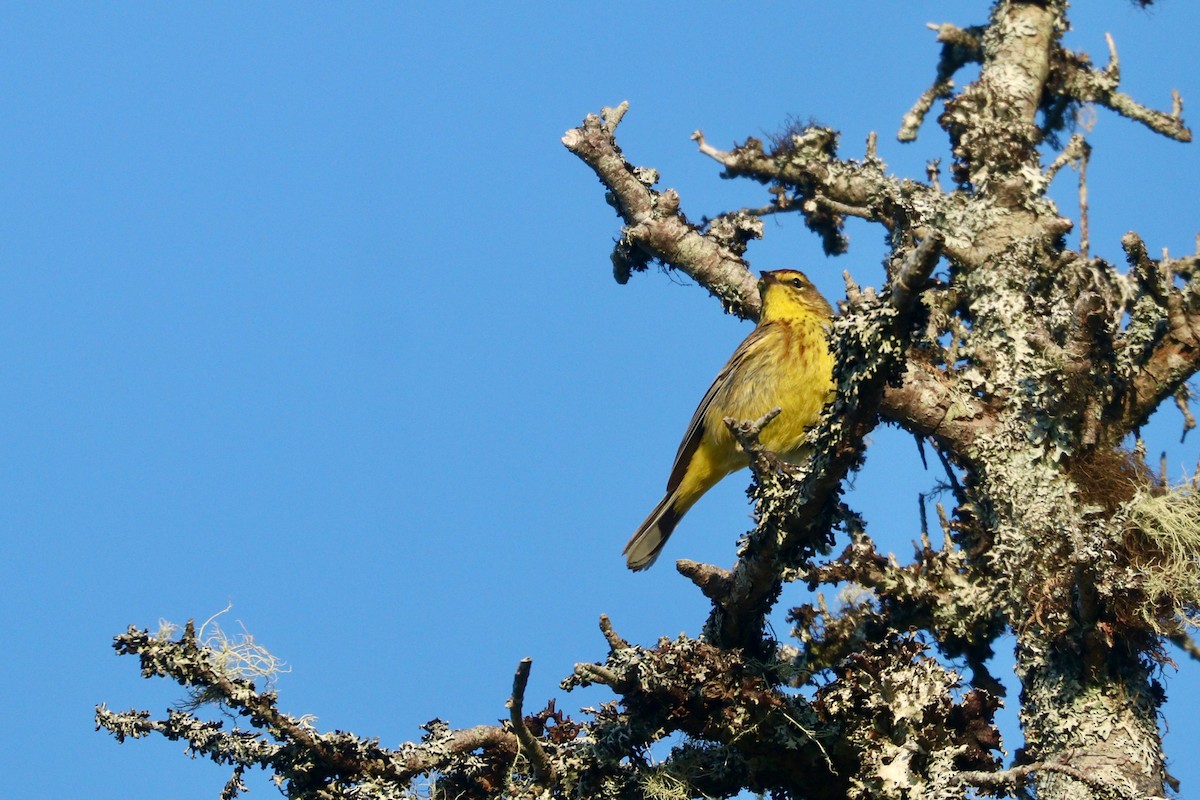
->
(95, 624), (524, 795)
(879, 360), (995, 462)
(694, 129), (933, 238)
(898, 22), (984, 142)
(1054, 37), (1191, 143)
(506, 658), (555, 786)
(960, 756), (1140, 799)
(1115, 233), (1200, 432)
(797, 523), (1003, 685)
(564, 634), (851, 799)
(562, 103), (761, 317)
(102, 620), (1001, 800)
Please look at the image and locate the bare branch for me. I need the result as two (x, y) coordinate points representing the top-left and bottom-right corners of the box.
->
(693, 129), (928, 239)
(598, 614), (628, 652)
(506, 658), (555, 785)
(677, 559), (734, 599)
(1175, 385), (1196, 442)
(562, 104), (761, 317)
(959, 758), (1133, 797)
(1043, 133), (1088, 185)
(899, 23), (984, 142)
(1055, 37), (1191, 142)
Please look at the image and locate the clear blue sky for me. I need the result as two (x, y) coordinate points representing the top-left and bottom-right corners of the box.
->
(3, 3), (1198, 797)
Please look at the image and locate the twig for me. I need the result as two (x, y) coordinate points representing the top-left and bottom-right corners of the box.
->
(725, 407), (783, 452)
(1174, 385), (1196, 443)
(1043, 133), (1088, 188)
(506, 658), (555, 785)
(811, 193), (876, 221)
(934, 444), (966, 505)
(598, 614), (629, 652)
(898, 23), (984, 142)
(1168, 631), (1200, 663)
(898, 78), (954, 142)
(1102, 33), (1119, 83)
(959, 758), (1128, 797)
(1078, 139), (1091, 259)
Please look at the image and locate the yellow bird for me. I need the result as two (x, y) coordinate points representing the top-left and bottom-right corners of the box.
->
(623, 269), (835, 571)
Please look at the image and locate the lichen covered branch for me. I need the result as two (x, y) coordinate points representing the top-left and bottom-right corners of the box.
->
(101, 616), (1005, 800)
(1053, 35), (1191, 143)
(1114, 232), (1200, 433)
(693, 127), (950, 256)
(565, 628), (1001, 800)
(95, 624), (539, 799)
(562, 102), (761, 317)
(880, 360), (994, 460)
(506, 658), (555, 785)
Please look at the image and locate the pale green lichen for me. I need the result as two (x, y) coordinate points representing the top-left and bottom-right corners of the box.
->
(1126, 483), (1200, 625)
(176, 606), (289, 712)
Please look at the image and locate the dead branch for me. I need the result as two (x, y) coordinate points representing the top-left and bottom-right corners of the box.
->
(562, 103), (761, 317)
(1115, 234), (1200, 433)
(1054, 36), (1191, 143)
(899, 22), (984, 141)
(692, 128), (941, 241)
(598, 614), (629, 652)
(95, 624), (523, 795)
(506, 659), (555, 785)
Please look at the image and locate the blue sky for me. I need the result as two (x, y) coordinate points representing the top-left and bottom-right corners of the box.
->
(3, 3), (1199, 797)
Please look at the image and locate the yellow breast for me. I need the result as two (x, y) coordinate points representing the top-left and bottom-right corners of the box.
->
(706, 317), (833, 459)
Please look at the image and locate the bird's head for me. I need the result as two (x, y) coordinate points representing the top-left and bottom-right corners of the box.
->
(758, 269), (834, 323)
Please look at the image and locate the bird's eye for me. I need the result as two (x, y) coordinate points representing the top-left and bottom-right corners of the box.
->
(789, 277), (804, 288)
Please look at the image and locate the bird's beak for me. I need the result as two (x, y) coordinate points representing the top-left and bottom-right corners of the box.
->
(759, 271), (777, 287)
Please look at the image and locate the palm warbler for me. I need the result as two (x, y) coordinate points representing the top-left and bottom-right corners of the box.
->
(623, 269), (835, 570)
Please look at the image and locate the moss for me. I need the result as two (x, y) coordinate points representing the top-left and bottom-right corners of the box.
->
(1125, 484), (1200, 626)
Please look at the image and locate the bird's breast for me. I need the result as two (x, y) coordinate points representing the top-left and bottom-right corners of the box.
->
(706, 319), (834, 457)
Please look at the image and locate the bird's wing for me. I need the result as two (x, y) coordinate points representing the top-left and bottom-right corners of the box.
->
(665, 323), (772, 493)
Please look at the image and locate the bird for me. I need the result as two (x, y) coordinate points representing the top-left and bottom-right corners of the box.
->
(623, 269), (835, 571)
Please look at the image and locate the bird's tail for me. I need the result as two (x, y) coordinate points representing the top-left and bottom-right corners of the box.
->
(623, 490), (684, 571)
